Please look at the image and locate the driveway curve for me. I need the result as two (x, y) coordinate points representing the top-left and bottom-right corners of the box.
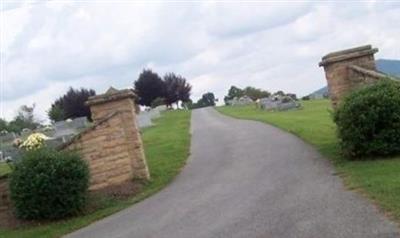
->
(66, 107), (399, 238)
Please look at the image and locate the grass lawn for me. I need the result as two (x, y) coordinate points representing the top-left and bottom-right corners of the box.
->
(0, 109), (191, 238)
(0, 163), (11, 177)
(216, 100), (400, 222)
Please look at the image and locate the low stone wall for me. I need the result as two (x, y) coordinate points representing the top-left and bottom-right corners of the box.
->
(319, 45), (389, 107)
(61, 112), (136, 190)
(0, 88), (150, 209)
(137, 110), (160, 129)
(348, 65), (388, 85)
(61, 87), (150, 191)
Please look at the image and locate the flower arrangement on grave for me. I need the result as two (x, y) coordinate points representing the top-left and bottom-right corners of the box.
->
(20, 133), (49, 151)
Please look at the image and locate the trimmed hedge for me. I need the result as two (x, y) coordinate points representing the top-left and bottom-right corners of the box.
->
(9, 148), (89, 220)
(334, 79), (400, 158)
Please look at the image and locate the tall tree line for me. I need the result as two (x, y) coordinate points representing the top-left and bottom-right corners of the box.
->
(224, 86), (271, 104)
(223, 85), (297, 105)
(45, 69), (191, 123)
(48, 88), (96, 122)
(134, 69), (192, 108)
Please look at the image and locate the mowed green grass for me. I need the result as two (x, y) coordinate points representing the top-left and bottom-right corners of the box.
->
(0, 163), (11, 177)
(0, 110), (191, 238)
(217, 100), (400, 222)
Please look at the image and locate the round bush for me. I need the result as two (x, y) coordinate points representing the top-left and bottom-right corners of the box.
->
(333, 79), (400, 158)
(9, 148), (89, 220)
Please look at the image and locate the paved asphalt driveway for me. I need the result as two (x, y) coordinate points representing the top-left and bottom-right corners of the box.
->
(66, 107), (399, 238)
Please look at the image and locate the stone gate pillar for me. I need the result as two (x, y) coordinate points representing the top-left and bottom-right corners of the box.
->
(319, 45), (379, 107)
(86, 87), (150, 180)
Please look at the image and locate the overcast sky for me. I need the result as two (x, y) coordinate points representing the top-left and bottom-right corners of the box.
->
(1, 1), (400, 122)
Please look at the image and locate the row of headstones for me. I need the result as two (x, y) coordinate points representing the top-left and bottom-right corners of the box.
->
(258, 96), (301, 111)
(0, 117), (90, 162)
(226, 96), (254, 106)
(227, 95), (301, 111)
(0, 105), (168, 162)
(137, 105), (168, 129)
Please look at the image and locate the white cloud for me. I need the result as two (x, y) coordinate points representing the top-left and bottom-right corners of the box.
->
(1, 1), (400, 121)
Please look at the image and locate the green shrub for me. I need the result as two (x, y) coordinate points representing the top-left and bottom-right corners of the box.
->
(333, 79), (400, 158)
(9, 148), (89, 220)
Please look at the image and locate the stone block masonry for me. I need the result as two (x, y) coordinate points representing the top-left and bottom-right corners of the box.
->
(0, 87), (150, 209)
(60, 87), (150, 190)
(319, 45), (389, 108)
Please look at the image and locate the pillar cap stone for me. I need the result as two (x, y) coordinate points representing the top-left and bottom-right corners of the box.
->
(319, 45), (378, 67)
(86, 87), (137, 106)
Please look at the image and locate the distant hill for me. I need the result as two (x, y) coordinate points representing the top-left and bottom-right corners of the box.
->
(308, 86), (328, 99)
(376, 59), (400, 76)
(309, 58), (400, 98)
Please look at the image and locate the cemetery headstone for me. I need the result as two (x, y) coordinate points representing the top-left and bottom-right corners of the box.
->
(228, 96), (254, 106)
(137, 106), (166, 129)
(259, 96), (301, 111)
(20, 128), (32, 138)
(137, 112), (153, 128)
(53, 117), (89, 142)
